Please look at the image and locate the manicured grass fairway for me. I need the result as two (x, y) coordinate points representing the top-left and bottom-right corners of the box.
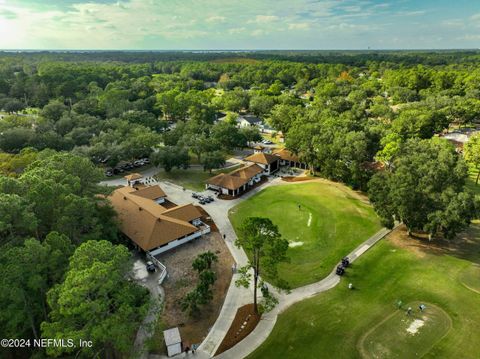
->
(229, 181), (381, 288)
(248, 223), (480, 359)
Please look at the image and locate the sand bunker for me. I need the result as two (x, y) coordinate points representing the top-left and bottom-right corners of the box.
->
(289, 241), (304, 247)
(406, 319), (425, 335)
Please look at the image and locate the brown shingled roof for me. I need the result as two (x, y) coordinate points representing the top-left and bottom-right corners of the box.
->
(231, 163), (263, 179)
(109, 186), (199, 251)
(162, 204), (202, 222)
(273, 148), (301, 163)
(207, 173), (249, 191)
(206, 164), (263, 190)
(245, 152), (279, 165)
(131, 185), (167, 200)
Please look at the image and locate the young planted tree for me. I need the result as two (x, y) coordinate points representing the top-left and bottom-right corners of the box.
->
(235, 217), (289, 314)
(192, 250), (218, 272)
(182, 251), (218, 316)
(464, 133), (480, 184)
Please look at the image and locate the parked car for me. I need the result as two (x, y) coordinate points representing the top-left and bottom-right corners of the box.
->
(134, 160), (143, 167)
(336, 265), (345, 276)
(105, 169), (113, 177)
(146, 261), (156, 273)
(142, 158), (150, 164)
(192, 193), (200, 199)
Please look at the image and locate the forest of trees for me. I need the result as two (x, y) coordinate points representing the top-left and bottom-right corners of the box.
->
(0, 50), (479, 358)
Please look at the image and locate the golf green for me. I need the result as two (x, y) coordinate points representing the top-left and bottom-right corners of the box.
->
(229, 181), (381, 288)
(360, 302), (451, 358)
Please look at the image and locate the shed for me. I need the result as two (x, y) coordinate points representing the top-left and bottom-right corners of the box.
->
(164, 327), (182, 357)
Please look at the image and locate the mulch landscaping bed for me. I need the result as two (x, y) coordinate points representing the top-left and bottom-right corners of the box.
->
(151, 232), (234, 353)
(214, 304), (261, 356)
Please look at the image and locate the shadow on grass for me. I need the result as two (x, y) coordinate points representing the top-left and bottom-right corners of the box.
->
(389, 222), (480, 265)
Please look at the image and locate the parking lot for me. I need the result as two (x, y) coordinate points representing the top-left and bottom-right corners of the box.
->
(104, 157), (151, 177)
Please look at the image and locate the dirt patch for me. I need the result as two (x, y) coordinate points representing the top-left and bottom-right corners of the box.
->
(387, 222), (480, 263)
(281, 176), (312, 182)
(214, 304), (261, 356)
(151, 232), (234, 352)
(387, 226), (428, 258)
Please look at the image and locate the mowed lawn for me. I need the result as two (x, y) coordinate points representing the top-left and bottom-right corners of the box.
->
(154, 165), (242, 192)
(229, 181), (382, 288)
(248, 222), (480, 359)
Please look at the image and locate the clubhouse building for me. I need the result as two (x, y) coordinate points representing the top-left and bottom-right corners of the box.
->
(109, 182), (210, 256)
(206, 148), (308, 197)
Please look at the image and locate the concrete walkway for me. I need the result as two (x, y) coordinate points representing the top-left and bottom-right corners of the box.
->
(131, 256), (165, 359)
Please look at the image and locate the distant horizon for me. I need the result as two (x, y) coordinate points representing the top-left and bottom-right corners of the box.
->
(0, 48), (479, 53)
(1, 0), (479, 50)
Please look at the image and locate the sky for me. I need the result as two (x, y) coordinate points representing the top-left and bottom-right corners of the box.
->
(0, 0), (479, 50)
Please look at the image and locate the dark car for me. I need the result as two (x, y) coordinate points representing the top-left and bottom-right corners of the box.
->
(341, 257), (350, 267)
(146, 261), (156, 273)
(192, 193), (200, 199)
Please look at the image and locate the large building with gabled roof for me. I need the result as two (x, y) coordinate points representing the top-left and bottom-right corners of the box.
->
(109, 184), (209, 256)
(244, 152), (280, 175)
(206, 163), (263, 197)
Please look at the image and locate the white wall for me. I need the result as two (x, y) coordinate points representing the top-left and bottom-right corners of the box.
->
(148, 224), (211, 256)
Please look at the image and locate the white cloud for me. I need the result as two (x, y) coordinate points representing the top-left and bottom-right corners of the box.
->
(228, 27), (246, 35)
(251, 29), (266, 36)
(470, 13), (480, 21)
(288, 22), (309, 30)
(206, 15), (226, 23)
(249, 15), (279, 23)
